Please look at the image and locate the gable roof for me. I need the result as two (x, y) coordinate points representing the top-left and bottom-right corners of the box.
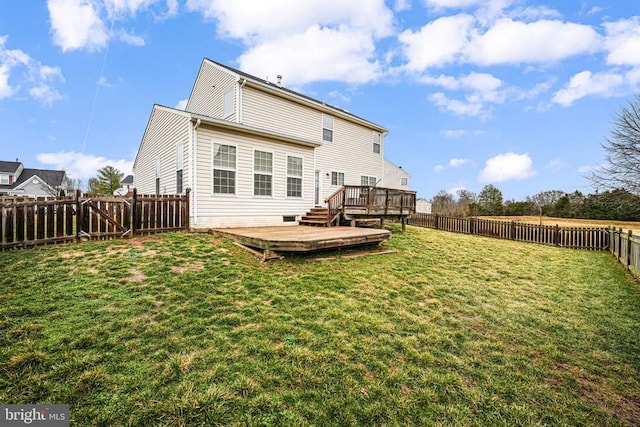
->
(0, 161), (21, 174)
(199, 58), (388, 133)
(13, 169), (67, 188)
(121, 175), (134, 185)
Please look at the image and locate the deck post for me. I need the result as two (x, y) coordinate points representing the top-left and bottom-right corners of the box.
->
(401, 217), (407, 232)
(380, 217), (385, 229)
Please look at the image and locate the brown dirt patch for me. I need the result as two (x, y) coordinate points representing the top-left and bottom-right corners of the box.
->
(170, 263), (204, 273)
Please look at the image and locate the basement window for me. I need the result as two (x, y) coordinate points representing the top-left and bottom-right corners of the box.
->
(283, 215), (296, 223)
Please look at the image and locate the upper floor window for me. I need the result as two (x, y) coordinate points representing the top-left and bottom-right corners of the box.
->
(401, 177), (408, 186)
(373, 132), (381, 154)
(0, 174), (11, 185)
(287, 156), (303, 198)
(223, 88), (234, 117)
(254, 150), (273, 196)
(331, 171), (344, 186)
(361, 175), (377, 186)
(322, 114), (333, 142)
(176, 143), (184, 194)
(213, 143), (236, 194)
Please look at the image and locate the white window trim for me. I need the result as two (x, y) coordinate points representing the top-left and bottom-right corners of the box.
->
(286, 155), (304, 198)
(223, 88), (234, 118)
(211, 141), (238, 196)
(373, 131), (381, 154)
(252, 149), (274, 198)
(330, 170), (345, 186)
(361, 175), (377, 186)
(322, 114), (333, 142)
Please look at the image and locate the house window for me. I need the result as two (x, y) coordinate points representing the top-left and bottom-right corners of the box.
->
(0, 174), (8, 185)
(373, 132), (381, 154)
(287, 156), (303, 198)
(213, 143), (236, 194)
(254, 150), (273, 196)
(401, 177), (408, 186)
(176, 143), (183, 194)
(322, 114), (333, 142)
(361, 175), (377, 186)
(223, 89), (234, 118)
(155, 158), (161, 195)
(331, 171), (344, 186)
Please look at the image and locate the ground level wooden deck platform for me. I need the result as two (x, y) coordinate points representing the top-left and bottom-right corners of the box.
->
(215, 225), (391, 259)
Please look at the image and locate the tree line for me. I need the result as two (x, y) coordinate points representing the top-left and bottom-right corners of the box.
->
(430, 186), (640, 221)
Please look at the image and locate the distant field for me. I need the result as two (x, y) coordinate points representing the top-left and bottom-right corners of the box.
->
(482, 216), (640, 234)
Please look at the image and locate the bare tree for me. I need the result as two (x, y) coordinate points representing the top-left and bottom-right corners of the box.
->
(588, 93), (640, 195)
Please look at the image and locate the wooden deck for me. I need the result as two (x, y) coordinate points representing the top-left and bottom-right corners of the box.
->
(215, 225), (391, 259)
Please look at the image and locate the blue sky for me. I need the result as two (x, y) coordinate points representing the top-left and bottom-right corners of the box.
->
(0, 0), (638, 201)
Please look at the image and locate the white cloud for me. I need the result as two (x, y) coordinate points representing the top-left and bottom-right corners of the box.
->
(47, 0), (174, 52)
(0, 36), (65, 104)
(546, 158), (567, 170)
(604, 17), (640, 66)
(430, 92), (486, 118)
(238, 26), (382, 86)
(551, 70), (627, 106)
(48, 0), (108, 52)
(188, 0), (394, 85)
(399, 15), (475, 71)
(187, 0), (393, 41)
(433, 164), (445, 172)
(37, 151), (133, 180)
(441, 129), (468, 138)
(175, 98), (187, 110)
(479, 152), (536, 182)
(394, 0), (411, 12)
(449, 157), (470, 167)
(115, 29), (146, 46)
(466, 19), (601, 66)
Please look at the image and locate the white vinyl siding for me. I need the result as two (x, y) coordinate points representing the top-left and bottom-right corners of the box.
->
(322, 114), (333, 142)
(331, 171), (344, 186)
(383, 159), (411, 190)
(133, 106), (191, 195)
(287, 156), (303, 198)
(213, 143), (237, 195)
(253, 150), (273, 196)
(192, 125), (314, 228)
(186, 61), (237, 121)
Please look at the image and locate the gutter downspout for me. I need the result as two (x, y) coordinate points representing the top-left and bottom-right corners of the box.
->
(238, 78), (246, 123)
(192, 117), (201, 225)
(381, 131), (389, 187)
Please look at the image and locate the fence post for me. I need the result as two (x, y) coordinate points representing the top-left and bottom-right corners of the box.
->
(129, 188), (137, 238)
(435, 214), (439, 230)
(627, 230), (633, 271)
(618, 227), (623, 262)
(75, 189), (82, 243)
(555, 224), (560, 247)
(184, 188), (191, 231)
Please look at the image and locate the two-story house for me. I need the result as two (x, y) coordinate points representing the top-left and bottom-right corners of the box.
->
(0, 160), (71, 197)
(133, 58), (409, 228)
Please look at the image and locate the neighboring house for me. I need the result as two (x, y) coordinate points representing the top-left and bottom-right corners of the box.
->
(114, 175), (134, 196)
(0, 160), (71, 197)
(383, 159), (410, 190)
(134, 58), (408, 228)
(416, 198), (432, 214)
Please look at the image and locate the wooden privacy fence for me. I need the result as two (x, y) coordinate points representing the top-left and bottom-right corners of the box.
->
(0, 189), (190, 250)
(408, 213), (610, 250)
(609, 229), (639, 280)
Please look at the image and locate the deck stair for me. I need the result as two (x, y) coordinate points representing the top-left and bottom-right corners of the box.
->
(299, 207), (330, 227)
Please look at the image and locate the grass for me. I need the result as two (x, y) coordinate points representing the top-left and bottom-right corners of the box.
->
(1, 226), (639, 426)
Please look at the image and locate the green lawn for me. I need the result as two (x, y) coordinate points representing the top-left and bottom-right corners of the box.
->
(1, 226), (639, 426)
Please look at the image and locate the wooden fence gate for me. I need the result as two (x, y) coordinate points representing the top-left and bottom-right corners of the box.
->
(0, 189), (190, 250)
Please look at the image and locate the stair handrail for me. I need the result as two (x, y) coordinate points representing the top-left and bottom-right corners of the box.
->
(325, 187), (346, 226)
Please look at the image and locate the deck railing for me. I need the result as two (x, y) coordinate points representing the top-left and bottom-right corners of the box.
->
(325, 186), (416, 225)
